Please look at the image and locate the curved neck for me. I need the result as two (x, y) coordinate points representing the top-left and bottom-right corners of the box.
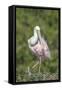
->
(34, 30), (41, 37)
(34, 30), (42, 44)
(34, 30), (38, 37)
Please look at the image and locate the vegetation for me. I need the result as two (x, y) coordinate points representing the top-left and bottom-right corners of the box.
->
(16, 7), (59, 82)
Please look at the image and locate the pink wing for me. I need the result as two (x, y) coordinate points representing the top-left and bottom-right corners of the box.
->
(29, 41), (44, 57)
(29, 39), (50, 59)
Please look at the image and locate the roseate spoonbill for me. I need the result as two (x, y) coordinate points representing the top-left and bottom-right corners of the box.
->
(28, 26), (51, 74)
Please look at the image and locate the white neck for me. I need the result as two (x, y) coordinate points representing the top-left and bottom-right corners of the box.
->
(34, 30), (42, 43)
(34, 30), (38, 37)
(34, 30), (41, 37)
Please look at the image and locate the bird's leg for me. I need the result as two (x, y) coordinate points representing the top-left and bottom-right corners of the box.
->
(27, 66), (31, 76)
(32, 61), (39, 69)
(39, 57), (41, 74)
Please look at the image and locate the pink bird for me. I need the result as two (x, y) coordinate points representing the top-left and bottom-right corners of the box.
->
(28, 26), (51, 73)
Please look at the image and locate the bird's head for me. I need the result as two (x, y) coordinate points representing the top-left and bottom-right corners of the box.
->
(34, 26), (41, 37)
(34, 26), (40, 31)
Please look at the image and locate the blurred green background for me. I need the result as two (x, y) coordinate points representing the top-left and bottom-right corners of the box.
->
(16, 7), (59, 82)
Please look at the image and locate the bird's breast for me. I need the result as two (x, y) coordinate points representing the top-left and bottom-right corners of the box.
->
(30, 36), (38, 46)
